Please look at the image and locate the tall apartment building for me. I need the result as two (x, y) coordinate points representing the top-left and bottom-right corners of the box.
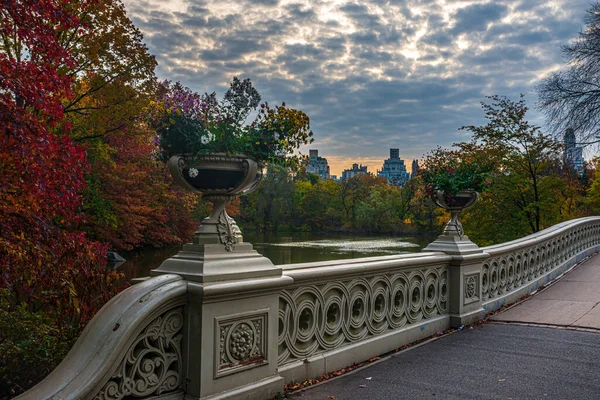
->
(377, 148), (411, 187)
(564, 128), (584, 175)
(306, 149), (330, 180)
(341, 163), (368, 180)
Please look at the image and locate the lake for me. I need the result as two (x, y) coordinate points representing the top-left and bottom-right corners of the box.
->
(116, 232), (435, 281)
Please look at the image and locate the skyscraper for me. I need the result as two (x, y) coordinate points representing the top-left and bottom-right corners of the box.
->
(411, 159), (420, 178)
(377, 148), (411, 187)
(564, 128), (584, 175)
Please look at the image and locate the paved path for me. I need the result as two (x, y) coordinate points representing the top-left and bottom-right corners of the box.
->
(291, 255), (600, 400)
(491, 255), (600, 329)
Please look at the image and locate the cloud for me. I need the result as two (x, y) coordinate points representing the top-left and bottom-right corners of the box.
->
(452, 3), (508, 33)
(121, 0), (594, 174)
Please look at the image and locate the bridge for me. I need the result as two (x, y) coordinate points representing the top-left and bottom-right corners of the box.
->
(294, 251), (600, 399)
(16, 216), (600, 399)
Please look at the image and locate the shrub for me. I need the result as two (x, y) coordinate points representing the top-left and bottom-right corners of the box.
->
(0, 290), (78, 398)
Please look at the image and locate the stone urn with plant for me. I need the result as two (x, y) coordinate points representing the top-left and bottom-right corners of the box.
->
(148, 77), (313, 281)
(419, 145), (493, 252)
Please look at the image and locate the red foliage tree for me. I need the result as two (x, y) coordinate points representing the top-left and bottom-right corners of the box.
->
(0, 0), (124, 329)
(83, 124), (197, 251)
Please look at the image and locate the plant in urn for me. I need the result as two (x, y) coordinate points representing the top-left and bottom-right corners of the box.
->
(419, 145), (493, 253)
(148, 78), (313, 281)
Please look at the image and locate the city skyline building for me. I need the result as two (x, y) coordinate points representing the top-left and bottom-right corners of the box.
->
(411, 159), (420, 178)
(377, 148), (411, 187)
(564, 128), (584, 175)
(306, 149), (331, 180)
(341, 163), (368, 180)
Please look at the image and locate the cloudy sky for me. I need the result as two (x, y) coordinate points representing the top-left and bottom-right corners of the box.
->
(122, 0), (590, 176)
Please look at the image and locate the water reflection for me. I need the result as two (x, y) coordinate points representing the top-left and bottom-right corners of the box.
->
(116, 233), (434, 280)
(245, 232), (431, 266)
(118, 245), (182, 281)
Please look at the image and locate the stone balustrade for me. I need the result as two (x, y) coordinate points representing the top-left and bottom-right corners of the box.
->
(17, 216), (600, 400)
(277, 253), (451, 383)
(480, 217), (600, 311)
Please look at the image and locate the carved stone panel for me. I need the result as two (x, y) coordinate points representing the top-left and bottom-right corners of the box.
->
(93, 307), (183, 400)
(215, 309), (268, 378)
(463, 273), (480, 305)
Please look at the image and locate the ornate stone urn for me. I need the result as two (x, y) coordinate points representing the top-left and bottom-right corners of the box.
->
(424, 189), (480, 254)
(431, 189), (478, 239)
(152, 153), (280, 282)
(167, 153), (261, 197)
(167, 154), (261, 249)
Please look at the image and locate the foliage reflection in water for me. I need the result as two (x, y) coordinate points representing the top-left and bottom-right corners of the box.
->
(116, 232), (433, 280)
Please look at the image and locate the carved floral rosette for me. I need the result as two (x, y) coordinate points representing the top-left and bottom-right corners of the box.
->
(216, 311), (268, 378)
(93, 308), (184, 400)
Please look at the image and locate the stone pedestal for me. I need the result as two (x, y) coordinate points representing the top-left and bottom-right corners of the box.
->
(446, 251), (490, 327)
(183, 276), (291, 400)
(152, 199), (281, 283)
(151, 242), (281, 283)
(425, 224), (490, 327)
(423, 233), (481, 255)
(152, 208), (291, 399)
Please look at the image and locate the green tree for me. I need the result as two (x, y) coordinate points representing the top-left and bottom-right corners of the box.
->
(240, 165), (297, 231)
(299, 179), (343, 231)
(356, 184), (400, 233)
(460, 95), (573, 243)
(339, 174), (387, 229)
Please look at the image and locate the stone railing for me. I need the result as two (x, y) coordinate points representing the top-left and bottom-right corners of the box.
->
(277, 253), (451, 382)
(18, 217), (600, 400)
(480, 217), (600, 311)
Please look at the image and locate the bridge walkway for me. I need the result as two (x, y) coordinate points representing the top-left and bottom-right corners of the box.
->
(291, 254), (600, 399)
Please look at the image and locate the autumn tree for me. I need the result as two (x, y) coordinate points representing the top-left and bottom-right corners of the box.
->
(83, 123), (197, 250)
(538, 2), (600, 144)
(0, 1), (126, 394)
(61, 0), (157, 142)
(460, 95), (574, 243)
(408, 184), (446, 233)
